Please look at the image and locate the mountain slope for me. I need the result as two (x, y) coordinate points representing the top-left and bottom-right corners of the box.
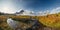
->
(39, 12), (60, 28)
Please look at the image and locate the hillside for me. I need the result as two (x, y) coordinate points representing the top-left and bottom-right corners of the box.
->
(0, 15), (40, 30)
(1, 13), (60, 30)
(39, 13), (60, 28)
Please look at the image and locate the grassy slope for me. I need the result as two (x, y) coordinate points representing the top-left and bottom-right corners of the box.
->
(0, 15), (38, 30)
(1, 13), (60, 30)
(39, 13), (60, 28)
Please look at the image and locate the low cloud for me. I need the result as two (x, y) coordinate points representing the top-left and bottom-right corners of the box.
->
(0, 6), (60, 16)
(50, 7), (60, 14)
(36, 7), (60, 16)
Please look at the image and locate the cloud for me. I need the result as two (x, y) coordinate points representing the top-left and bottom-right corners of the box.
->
(37, 7), (60, 16)
(0, 0), (19, 14)
(37, 10), (50, 16)
(50, 7), (60, 14)
(1, 6), (60, 16)
(0, 6), (16, 14)
(0, 0), (60, 16)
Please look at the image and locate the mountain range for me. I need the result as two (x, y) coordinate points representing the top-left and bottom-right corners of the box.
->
(0, 9), (60, 16)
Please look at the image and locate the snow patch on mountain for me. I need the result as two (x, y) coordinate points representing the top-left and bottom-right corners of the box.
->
(15, 10), (35, 16)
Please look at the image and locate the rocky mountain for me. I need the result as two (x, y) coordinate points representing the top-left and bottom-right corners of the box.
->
(15, 10), (35, 16)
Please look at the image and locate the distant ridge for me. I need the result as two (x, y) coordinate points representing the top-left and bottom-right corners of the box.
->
(15, 10), (35, 16)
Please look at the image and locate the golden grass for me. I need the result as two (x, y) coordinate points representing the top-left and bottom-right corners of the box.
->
(1, 13), (60, 30)
(39, 13), (60, 28)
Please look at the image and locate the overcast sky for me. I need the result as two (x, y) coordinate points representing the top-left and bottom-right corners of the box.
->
(0, 0), (60, 14)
